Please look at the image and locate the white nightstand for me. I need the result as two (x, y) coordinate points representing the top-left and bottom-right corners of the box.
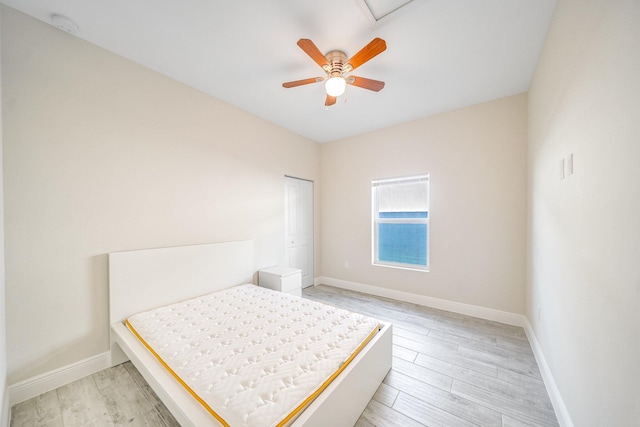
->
(258, 266), (302, 297)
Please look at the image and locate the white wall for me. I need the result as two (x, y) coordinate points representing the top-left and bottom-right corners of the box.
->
(320, 94), (528, 315)
(0, 6), (10, 424)
(527, 0), (640, 425)
(1, 7), (320, 385)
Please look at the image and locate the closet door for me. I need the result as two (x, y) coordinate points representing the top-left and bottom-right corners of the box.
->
(284, 176), (314, 288)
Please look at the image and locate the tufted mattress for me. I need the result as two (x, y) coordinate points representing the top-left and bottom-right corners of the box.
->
(125, 284), (381, 427)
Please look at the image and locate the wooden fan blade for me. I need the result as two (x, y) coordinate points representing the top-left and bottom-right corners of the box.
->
(297, 39), (329, 68)
(346, 76), (385, 92)
(345, 38), (386, 72)
(282, 77), (324, 88)
(325, 95), (337, 106)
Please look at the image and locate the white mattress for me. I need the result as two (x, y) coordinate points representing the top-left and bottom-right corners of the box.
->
(126, 284), (381, 427)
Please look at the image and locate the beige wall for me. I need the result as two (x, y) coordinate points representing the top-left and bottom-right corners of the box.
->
(0, 6), (8, 422)
(2, 7), (319, 384)
(528, 0), (640, 424)
(7, 2), (640, 423)
(320, 94), (528, 314)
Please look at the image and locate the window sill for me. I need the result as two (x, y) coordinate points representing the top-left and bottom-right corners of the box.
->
(372, 262), (429, 273)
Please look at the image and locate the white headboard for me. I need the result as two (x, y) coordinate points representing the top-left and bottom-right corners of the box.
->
(109, 240), (254, 325)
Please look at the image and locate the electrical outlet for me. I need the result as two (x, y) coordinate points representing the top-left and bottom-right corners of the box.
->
(344, 261), (349, 269)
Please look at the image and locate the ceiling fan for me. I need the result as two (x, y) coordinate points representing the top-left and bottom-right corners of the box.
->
(282, 38), (387, 107)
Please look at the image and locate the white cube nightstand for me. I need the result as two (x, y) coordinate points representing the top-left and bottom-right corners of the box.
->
(258, 266), (302, 297)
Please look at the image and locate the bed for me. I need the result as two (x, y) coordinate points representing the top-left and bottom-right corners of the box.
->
(109, 240), (392, 426)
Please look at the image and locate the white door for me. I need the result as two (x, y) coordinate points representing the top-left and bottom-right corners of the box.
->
(285, 176), (314, 288)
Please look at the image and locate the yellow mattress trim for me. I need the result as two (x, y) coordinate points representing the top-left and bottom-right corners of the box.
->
(276, 323), (381, 426)
(125, 318), (381, 427)
(125, 319), (230, 427)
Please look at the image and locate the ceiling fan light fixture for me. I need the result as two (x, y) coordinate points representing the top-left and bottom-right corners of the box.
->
(325, 76), (346, 97)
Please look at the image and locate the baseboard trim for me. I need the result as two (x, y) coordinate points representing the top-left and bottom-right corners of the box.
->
(522, 318), (574, 427)
(2, 385), (10, 427)
(9, 352), (111, 405)
(315, 276), (525, 326)
(7, 284), (572, 427)
(314, 276), (574, 426)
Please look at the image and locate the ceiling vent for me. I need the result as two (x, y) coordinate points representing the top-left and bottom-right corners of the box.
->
(50, 14), (79, 35)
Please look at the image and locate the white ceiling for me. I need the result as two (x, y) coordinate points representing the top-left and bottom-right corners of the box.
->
(1, 0), (557, 143)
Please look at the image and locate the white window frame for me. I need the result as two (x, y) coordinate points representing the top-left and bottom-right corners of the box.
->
(372, 174), (430, 271)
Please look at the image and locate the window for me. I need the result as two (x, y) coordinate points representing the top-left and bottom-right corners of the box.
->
(372, 174), (429, 270)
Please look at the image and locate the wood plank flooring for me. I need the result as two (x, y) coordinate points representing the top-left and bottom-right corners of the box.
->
(11, 285), (558, 426)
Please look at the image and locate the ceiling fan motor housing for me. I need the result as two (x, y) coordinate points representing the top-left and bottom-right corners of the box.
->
(324, 50), (348, 77)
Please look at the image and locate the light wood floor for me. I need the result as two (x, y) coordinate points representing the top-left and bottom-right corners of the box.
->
(11, 285), (559, 426)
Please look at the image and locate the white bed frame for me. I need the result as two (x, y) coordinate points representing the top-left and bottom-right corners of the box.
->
(109, 240), (392, 427)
